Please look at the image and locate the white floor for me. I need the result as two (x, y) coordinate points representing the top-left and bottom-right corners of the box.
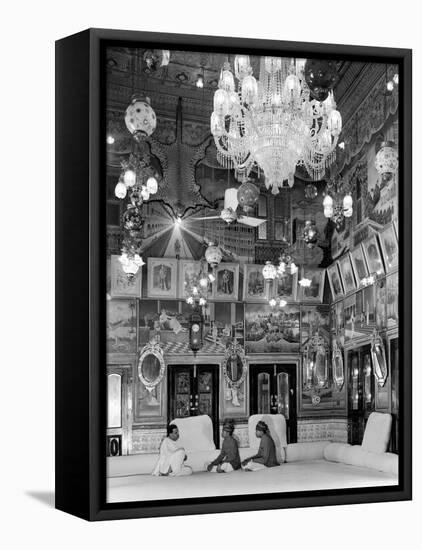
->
(107, 460), (398, 503)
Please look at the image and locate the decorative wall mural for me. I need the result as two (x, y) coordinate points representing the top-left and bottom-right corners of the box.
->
(110, 254), (142, 297)
(386, 272), (399, 328)
(301, 305), (330, 347)
(107, 299), (137, 353)
(245, 304), (300, 354)
(375, 279), (387, 330)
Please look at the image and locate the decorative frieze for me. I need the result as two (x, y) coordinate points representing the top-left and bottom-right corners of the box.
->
(298, 418), (348, 443)
(131, 428), (166, 454)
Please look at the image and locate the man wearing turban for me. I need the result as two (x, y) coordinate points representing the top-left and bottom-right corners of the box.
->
(206, 420), (241, 473)
(241, 421), (279, 471)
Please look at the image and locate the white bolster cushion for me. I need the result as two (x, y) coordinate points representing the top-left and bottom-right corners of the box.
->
(323, 442), (352, 462)
(285, 441), (331, 462)
(324, 444), (398, 475)
(363, 451), (398, 475)
(361, 412), (392, 454)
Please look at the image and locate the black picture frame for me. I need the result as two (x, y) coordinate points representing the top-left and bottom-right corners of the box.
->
(56, 28), (412, 521)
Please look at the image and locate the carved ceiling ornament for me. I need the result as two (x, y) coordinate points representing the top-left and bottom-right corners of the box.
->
(335, 66), (399, 173)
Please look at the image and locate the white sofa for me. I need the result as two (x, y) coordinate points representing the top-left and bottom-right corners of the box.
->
(285, 412), (398, 476)
(107, 412), (398, 478)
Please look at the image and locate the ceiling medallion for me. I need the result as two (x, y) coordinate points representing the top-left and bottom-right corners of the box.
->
(211, 56), (341, 194)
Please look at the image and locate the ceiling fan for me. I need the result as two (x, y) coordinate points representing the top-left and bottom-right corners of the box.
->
(188, 188), (266, 228)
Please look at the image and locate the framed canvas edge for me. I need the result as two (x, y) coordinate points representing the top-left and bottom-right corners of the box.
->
(56, 28), (412, 522)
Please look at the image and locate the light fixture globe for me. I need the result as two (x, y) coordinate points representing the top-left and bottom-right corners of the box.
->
(304, 59), (339, 102)
(262, 261), (277, 281)
(125, 95), (157, 142)
(146, 176), (158, 194)
(114, 182), (127, 199)
(237, 181), (260, 213)
(205, 243), (223, 267)
(375, 141), (398, 177)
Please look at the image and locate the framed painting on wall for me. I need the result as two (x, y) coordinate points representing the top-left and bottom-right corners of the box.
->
(327, 263), (343, 301)
(244, 303), (300, 353)
(273, 270), (298, 301)
(106, 299), (137, 354)
(213, 263), (239, 301)
(379, 224), (399, 273)
(298, 268), (326, 303)
(338, 253), (357, 295)
(363, 234), (385, 277)
(243, 264), (268, 302)
(178, 260), (202, 299)
(110, 254), (142, 298)
(350, 244), (369, 286)
(147, 258), (178, 299)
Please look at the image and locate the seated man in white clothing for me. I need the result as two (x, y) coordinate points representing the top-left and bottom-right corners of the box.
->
(152, 424), (193, 477)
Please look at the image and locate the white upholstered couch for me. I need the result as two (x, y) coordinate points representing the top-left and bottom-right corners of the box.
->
(107, 412), (398, 478)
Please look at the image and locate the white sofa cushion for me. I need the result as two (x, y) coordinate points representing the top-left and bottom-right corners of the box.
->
(363, 451), (398, 475)
(248, 414), (287, 463)
(361, 412), (392, 454)
(170, 414), (216, 452)
(323, 442), (352, 463)
(285, 441), (331, 462)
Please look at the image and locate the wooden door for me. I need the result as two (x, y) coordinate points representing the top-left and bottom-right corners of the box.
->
(106, 368), (129, 456)
(249, 364), (297, 443)
(168, 364), (220, 447)
(347, 345), (375, 444)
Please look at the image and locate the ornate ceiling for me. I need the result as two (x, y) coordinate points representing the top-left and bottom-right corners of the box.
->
(105, 46), (397, 264)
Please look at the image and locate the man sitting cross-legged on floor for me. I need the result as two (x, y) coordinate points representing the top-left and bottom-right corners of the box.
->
(151, 424), (193, 477)
(241, 420), (279, 471)
(206, 420), (241, 473)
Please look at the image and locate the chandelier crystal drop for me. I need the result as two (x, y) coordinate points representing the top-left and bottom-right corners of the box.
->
(210, 56), (342, 193)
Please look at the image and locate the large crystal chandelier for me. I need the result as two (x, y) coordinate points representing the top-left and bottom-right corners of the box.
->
(211, 56), (342, 194)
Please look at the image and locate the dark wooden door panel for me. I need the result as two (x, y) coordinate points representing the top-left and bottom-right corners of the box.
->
(168, 365), (219, 447)
(249, 364), (297, 443)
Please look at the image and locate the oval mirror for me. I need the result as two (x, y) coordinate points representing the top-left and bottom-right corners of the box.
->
(141, 354), (161, 383)
(138, 341), (165, 391)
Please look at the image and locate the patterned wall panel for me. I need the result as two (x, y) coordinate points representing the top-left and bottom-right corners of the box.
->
(298, 418), (348, 443)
